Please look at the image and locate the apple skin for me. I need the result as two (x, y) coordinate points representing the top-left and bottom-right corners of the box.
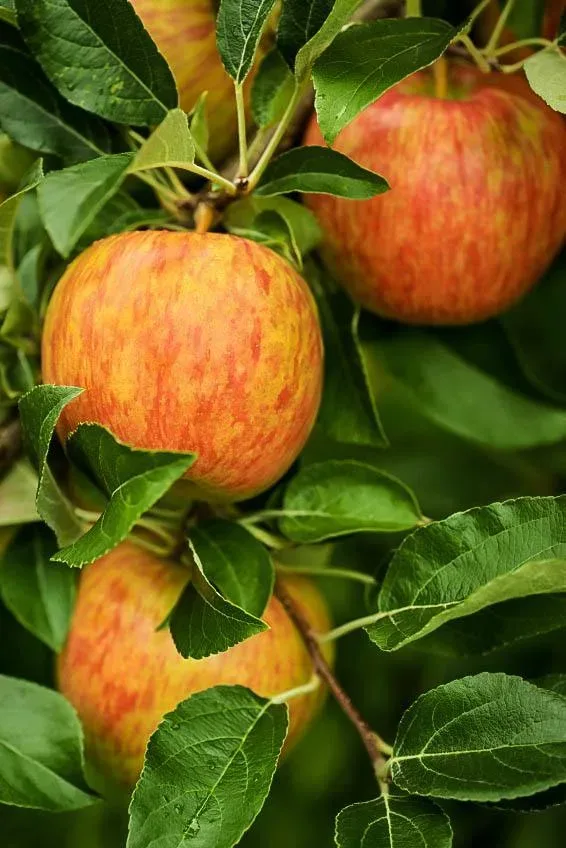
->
(130, 0), (248, 162)
(41, 230), (323, 502)
(57, 542), (333, 790)
(304, 62), (566, 325)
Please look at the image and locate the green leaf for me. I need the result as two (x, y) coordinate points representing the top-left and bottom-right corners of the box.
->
(189, 92), (210, 155)
(502, 252), (566, 403)
(335, 795), (453, 848)
(421, 594), (566, 656)
(525, 48), (566, 114)
(279, 459), (422, 543)
(0, 674), (96, 810)
(0, 39), (114, 164)
(293, 0), (362, 82)
(390, 672), (566, 801)
(537, 674), (566, 697)
(372, 328), (566, 450)
(0, 459), (39, 525)
(224, 196), (321, 258)
(190, 520), (274, 617)
(128, 686), (287, 848)
(0, 0), (15, 24)
(37, 152), (133, 257)
(128, 109), (195, 174)
(368, 496), (566, 651)
(251, 48), (295, 128)
(277, 0), (334, 70)
(313, 17), (463, 143)
(15, 0), (178, 125)
(216, 0), (278, 83)
(0, 523), (76, 651)
(18, 384), (85, 546)
(307, 260), (387, 449)
(508, 0), (545, 39)
(255, 146), (388, 197)
(0, 158), (43, 267)
(52, 423), (196, 567)
(169, 532), (267, 660)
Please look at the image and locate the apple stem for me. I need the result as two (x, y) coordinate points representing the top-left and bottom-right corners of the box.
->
(234, 82), (249, 180)
(433, 56), (449, 98)
(275, 578), (392, 772)
(405, 0), (422, 16)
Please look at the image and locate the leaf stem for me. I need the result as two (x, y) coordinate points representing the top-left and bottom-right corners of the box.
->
(318, 610), (392, 643)
(457, 34), (493, 72)
(245, 524), (290, 550)
(247, 83), (305, 192)
(275, 578), (392, 769)
(276, 564), (376, 586)
(271, 675), (321, 704)
(484, 0), (516, 56)
(193, 138), (217, 173)
(467, 0), (493, 26)
(187, 163), (238, 195)
(235, 82), (249, 179)
(492, 37), (555, 57)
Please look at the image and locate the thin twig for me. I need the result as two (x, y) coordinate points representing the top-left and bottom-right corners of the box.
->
(276, 578), (391, 770)
(0, 417), (22, 479)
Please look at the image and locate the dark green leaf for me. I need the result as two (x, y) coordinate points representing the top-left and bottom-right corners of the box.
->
(128, 109), (195, 173)
(508, 0), (545, 39)
(373, 328), (566, 449)
(216, 0), (278, 83)
(277, 0), (334, 70)
(0, 0), (15, 24)
(0, 459), (38, 525)
(293, 0), (362, 82)
(279, 459), (422, 543)
(502, 252), (566, 402)
(37, 152), (133, 257)
(169, 532), (267, 660)
(421, 594), (566, 656)
(255, 146), (388, 197)
(336, 795), (453, 848)
(524, 48), (566, 114)
(251, 48), (295, 128)
(52, 423), (196, 567)
(0, 674), (96, 810)
(538, 675), (566, 697)
(190, 520), (274, 617)
(0, 158), (43, 267)
(313, 17), (464, 143)
(0, 40), (114, 164)
(308, 260), (387, 448)
(391, 672), (566, 801)
(0, 523), (76, 651)
(18, 384), (85, 546)
(224, 196), (321, 258)
(15, 0), (178, 125)
(368, 496), (566, 651)
(128, 686), (287, 848)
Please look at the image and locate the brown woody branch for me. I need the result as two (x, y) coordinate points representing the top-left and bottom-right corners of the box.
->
(275, 577), (389, 773)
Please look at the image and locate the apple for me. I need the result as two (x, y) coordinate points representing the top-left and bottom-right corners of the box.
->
(130, 0), (251, 163)
(57, 542), (333, 790)
(41, 230), (323, 501)
(304, 61), (566, 325)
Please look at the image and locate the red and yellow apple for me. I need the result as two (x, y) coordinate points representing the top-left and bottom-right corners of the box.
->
(130, 0), (253, 162)
(58, 542), (332, 789)
(41, 230), (323, 501)
(304, 61), (566, 325)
